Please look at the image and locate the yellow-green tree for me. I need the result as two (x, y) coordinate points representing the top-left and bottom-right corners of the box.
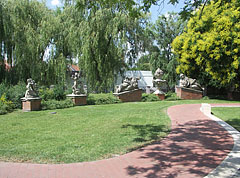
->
(172, 0), (240, 89)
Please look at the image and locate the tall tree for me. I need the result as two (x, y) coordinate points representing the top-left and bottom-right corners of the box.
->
(172, 0), (240, 90)
(138, 12), (186, 90)
(0, 0), (57, 84)
(74, 2), (148, 92)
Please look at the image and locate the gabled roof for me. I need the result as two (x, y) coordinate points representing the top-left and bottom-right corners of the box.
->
(68, 64), (80, 72)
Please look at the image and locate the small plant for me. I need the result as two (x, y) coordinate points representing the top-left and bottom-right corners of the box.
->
(87, 93), (121, 105)
(0, 94), (15, 115)
(165, 92), (181, 101)
(41, 99), (74, 110)
(141, 93), (160, 102)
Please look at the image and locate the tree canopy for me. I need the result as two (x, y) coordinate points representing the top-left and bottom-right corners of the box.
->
(172, 0), (240, 89)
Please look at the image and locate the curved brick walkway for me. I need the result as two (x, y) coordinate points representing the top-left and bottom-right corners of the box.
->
(0, 104), (239, 178)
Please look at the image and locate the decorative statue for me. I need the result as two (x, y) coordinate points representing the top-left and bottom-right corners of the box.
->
(152, 68), (166, 94)
(179, 74), (203, 91)
(25, 78), (39, 98)
(116, 76), (140, 93)
(71, 72), (83, 95)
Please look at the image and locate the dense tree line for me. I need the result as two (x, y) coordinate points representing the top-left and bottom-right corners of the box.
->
(1, 0), (239, 93)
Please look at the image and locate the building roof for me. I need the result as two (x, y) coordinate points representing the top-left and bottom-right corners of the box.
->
(68, 64), (80, 72)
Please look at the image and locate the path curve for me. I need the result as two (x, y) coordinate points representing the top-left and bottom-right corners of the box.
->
(0, 104), (238, 178)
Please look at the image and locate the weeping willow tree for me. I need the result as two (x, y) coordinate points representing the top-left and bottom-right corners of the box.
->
(75, 1), (148, 92)
(0, 0), (70, 86)
(0, 0), (54, 84)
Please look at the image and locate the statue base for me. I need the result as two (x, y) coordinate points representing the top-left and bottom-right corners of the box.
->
(176, 87), (203, 100)
(113, 89), (142, 102)
(154, 90), (165, 100)
(21, 97), (42, 111)
(66, 94), (87, 106)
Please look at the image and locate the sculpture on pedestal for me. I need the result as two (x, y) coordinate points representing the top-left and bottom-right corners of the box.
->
(153, 68), (166, 95)
(25, 78), (39, 98)
(116, 77), (140, 93)
(21, 78), (41, 111)
(179, 74), (203, 91)
(67, 72), (87, 106)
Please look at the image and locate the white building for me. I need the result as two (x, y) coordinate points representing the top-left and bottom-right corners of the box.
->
(116, 71), (154, 90)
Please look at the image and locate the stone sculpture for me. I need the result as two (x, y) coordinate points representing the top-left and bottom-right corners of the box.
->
(22, 78), (41, 111)
(24, 78), (39, 98)
(116, 76), (140, 93)
(71, 73), (84, 95)
(67, 72), (87, 106)
(179, 74), (202, 91)
(152, 68), (166, 95)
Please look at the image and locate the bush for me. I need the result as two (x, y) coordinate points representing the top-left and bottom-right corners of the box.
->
(141, 93), (160, 102)
(41, 99), (74, 110)
(87, 93), (121, 105)
(165, 92), (181, 101)
(0, 82), (25, 109)
(0, 94), (15, 115)
(6, 82), (26, 108)
(39, 85), (66, 101)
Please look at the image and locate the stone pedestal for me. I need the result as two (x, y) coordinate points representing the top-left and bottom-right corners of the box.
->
(67, 94), (87, 106)
(21, 97), (42, 111)
(113, 89), (142, 102)
(176, 87), (203, 100)
(154, 90), (165, 100)
(155, 93), (165, 100)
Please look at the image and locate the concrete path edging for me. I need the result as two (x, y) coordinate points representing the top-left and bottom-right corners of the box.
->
(201, 103), (240, 178)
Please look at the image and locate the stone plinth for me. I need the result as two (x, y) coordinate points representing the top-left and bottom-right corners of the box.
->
(176, 87), (203, 100)
(155, 94), (165, 100)
(67, 94), (87, 106)
(114, 89), (142, 102)
(154, 90), (165, 100)
(21, 97), (42, 111)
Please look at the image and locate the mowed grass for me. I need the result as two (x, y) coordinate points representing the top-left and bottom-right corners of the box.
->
(212, 107), (240, 131)
(0, 102), (172, 164)
(0, 99), (239, 164)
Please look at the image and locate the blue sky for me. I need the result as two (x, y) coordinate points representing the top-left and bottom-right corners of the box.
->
(46, 0), (185, 22)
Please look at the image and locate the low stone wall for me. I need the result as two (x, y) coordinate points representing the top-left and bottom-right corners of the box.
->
(114, 89), (142, 102)
(176, 87), (203, 100)
(21, 98), (42, 111)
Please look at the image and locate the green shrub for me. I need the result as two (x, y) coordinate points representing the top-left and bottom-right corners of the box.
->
(6, 82), (26, 108)
(39, 87), (55, 101)
(39, 85), (66, 101)
(0, 94), (15, 115)
(41, 99), (74, 110)
(87, 93), (121, 105)
(165, 92), (181, 101)
(141, 93), (160, 102)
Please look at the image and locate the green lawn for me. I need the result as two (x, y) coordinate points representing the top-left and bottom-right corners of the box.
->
(0, 99), (239, 163)
(212, 107), (240, 131)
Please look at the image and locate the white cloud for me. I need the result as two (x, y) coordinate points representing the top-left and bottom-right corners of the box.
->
(51, 0), (60, 6)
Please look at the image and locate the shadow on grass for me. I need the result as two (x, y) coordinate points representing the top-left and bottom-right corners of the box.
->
(122, 124), (170, 142)
(225, 118), (240, 131)
(125, 119), (235, 178)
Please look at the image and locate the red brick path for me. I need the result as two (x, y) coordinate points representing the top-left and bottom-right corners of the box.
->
(0, 104), (238, 178)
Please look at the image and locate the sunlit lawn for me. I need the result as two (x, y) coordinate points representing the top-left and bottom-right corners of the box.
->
(212, 107), (240, 131)
(0, 99), (239, 163)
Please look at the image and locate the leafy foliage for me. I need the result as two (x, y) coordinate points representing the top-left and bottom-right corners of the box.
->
(172, 0), (240, 89)
(87, 93), (121, 105)
(141, 93), (160, 102)
(41, 99), (74, 110)
(0, 94), (15, 115)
